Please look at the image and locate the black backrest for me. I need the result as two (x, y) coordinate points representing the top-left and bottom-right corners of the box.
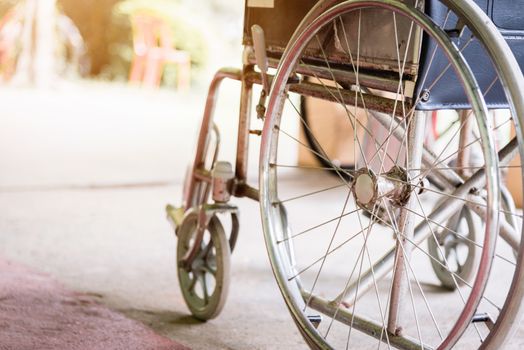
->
(415, 0), (524, 110)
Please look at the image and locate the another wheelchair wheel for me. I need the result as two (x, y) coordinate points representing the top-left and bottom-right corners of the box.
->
(259, 0), (524, 349)
(177, 211), (231, 320)
(428, 207), (479, 290)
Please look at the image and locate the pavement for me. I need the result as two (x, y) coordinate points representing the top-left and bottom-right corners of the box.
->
(0, 257), (188, 350)
(0, 81), (523, 349)
(0, 82), (305, 350)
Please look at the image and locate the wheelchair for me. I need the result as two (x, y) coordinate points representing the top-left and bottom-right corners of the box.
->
(167, 1), (524, 348)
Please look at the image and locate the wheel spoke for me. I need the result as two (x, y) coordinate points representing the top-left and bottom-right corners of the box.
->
(305, 189), (353, 310)
(188, 273), (198, 293)
(287, 96), (356, 181)
(277, 206), (362, 243)
(259, 1), (521, 348)
(273, 181), (348, 205)
(381, 197), (444, 340)
(288, 223), (371, 281)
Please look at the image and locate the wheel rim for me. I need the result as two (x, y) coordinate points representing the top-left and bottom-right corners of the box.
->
(259, 1), (500, 349)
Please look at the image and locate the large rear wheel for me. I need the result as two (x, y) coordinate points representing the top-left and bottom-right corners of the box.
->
(260, 0), (524, 348)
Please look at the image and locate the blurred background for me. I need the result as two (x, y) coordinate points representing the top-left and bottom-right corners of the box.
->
(0, 0), (254, 189)
(0, 1), (279, 348)
(0, 2), (306, 349)
(0, 0), (243, 86)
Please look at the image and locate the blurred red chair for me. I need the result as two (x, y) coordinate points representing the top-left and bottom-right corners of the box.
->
(129, 13), (191, 91)
(0, 8), (21, 80)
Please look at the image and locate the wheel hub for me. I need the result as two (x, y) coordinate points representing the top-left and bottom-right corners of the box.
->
(354, 171), (375, 206)
(352, 167), (412, 210)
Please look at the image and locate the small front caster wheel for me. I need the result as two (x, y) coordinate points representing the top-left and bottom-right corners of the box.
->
(177, 212), (231, 320)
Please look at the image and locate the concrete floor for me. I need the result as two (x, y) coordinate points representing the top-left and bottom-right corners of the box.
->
(0, 82), (523, 349)
(0, 257), (187, 350)
(0, 82), (305, 350)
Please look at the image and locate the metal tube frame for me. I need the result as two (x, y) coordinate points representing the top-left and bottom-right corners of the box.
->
(184, 62), (417, 213)
(185, 68), (517, 344)
(184, 58), (519, 343)
(182, 0), (523, 341)
(387, 110), (427, 335)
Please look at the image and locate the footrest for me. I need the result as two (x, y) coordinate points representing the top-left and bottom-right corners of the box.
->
(166, 204), (184, 231)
